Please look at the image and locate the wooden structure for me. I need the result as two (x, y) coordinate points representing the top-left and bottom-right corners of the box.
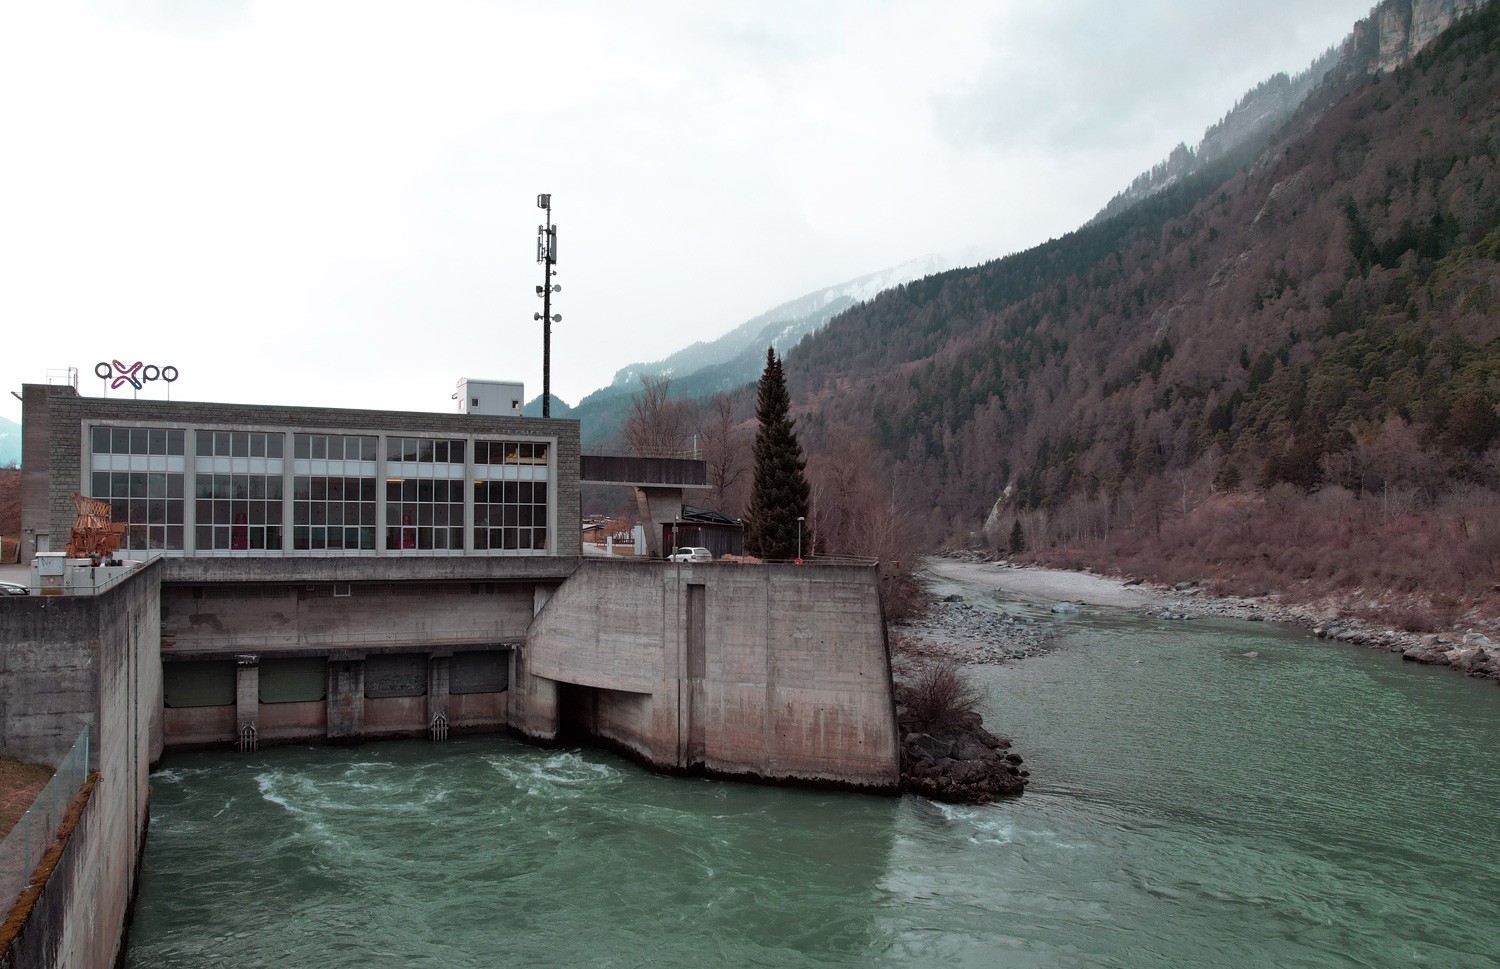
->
(64, 492), (126, 560)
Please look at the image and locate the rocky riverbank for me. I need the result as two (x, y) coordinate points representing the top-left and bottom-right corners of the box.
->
(891, 594), (1055, 665)
(1142, 579), (1500, 680)
(929, 550), (1500, 684)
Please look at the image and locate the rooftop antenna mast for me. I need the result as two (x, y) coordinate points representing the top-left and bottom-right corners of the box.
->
(534, 194), (561, 418)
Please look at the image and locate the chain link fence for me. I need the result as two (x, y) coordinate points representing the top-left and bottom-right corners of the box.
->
(0, 727), (91, 912)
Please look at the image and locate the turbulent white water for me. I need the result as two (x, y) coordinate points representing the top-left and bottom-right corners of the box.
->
(127, 585), (1500, 968)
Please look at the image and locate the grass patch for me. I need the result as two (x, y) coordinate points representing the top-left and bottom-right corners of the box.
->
(0, 757), (54, 839)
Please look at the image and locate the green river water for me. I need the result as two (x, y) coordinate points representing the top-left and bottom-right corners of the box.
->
(124, 579), (1500, 968)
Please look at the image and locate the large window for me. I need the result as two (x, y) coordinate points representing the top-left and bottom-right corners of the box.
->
(474, 480), (548, 551)
(294, 434), (377, 461)
(90, 471), (185, 550)
(195, 474), (284, 550)
(386, 479), (464, 551)
(293, 476), (376, 550)
(473, 440), (547, 466)
(89, 425), (186, 550)
(388, 437), (466, 465)
(473, 439), (550, 553)
(386, 437), (466, 551)
(91, 426), (185, 456)
(196, 430), (284, 459)
(291, 433), (377, 551)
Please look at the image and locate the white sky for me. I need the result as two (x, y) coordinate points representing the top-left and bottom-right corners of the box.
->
(0, 0), (1375, 424)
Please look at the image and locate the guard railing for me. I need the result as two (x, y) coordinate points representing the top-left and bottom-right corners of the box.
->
(0, 726), (91, 911)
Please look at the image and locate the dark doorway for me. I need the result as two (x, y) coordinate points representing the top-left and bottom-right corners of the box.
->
(556, 682), (600, 744)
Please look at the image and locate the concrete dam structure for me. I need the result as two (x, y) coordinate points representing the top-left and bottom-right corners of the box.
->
(157, 558), (897, 789)
(2, 380), (900, 967)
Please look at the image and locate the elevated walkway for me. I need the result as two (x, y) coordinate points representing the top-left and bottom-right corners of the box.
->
(580, 454), (709, 557)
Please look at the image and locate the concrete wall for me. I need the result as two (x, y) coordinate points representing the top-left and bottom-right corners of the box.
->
(160, 581), (537, 657)
(18, 384), (68, 566)
(0, 564), (162, 968)
(524, 561), (899, 791)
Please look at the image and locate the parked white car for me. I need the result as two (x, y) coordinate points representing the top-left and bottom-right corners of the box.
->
(0, 581), (30, 596)
(667, 547), (713, 563)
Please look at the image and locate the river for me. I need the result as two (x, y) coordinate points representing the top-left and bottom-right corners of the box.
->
(124, 574), (1500, 968)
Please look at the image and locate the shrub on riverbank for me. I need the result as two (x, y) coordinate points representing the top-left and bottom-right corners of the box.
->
(898, 660), (984, 734)
(892, 658), (1027, 803)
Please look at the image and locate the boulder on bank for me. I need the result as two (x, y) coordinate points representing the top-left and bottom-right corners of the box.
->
(898, 712), (1027, 804)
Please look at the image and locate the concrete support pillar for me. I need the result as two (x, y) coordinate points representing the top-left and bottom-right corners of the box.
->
(634, 486), (685, 558)
(511, 648), (559, 741)
(235, 654), (259, 739)
(533, 584), (554, 616)
(326, 657), (365, 744)
(427, 655), (450, 726)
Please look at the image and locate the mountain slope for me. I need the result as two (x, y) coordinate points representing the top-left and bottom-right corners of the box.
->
(786, 0), (1500, 543)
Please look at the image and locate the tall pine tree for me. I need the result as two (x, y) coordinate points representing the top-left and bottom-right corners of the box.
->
(745, 347), (812, 559)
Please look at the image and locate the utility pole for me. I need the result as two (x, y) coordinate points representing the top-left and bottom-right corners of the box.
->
(534, 194), (561, 417)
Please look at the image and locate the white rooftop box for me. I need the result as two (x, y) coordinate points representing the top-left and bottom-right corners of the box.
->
(455, 379), (525, 417)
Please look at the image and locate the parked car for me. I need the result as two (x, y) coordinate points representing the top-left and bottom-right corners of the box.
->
(0, 581), (30, 596)
(667, 547), (713, 563)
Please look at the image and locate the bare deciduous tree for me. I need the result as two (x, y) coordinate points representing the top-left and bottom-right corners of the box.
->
(624, 375), (693, 457)
(699, 393), (749, 515)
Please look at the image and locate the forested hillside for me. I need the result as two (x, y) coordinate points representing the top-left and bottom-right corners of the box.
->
(784, 4), (1500, 611)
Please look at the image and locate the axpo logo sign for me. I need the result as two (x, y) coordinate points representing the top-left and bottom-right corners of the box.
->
(95, 360), (179, 391)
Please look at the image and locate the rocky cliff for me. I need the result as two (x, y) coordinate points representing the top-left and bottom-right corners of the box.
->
(1094, 0), (1491, 225)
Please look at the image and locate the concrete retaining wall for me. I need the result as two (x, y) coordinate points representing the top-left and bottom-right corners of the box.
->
(524, 561), (899, 790)
(0, 565), (162, 968)
(160, 582), (536, 658)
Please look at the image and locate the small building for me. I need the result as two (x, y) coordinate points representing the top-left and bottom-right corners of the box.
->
(662, 506), (744, 559)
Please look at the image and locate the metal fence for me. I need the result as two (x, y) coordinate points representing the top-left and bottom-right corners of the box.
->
(0, 726), (91, 912)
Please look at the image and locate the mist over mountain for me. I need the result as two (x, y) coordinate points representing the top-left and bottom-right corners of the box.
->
(541, 255), (955, 444)
(1092, 0), (1486, 226)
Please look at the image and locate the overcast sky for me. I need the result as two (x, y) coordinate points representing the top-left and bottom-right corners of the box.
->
(1, 0), (1376, 424)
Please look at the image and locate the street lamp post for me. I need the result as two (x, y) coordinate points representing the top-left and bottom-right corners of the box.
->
(796, 516), (805, 564)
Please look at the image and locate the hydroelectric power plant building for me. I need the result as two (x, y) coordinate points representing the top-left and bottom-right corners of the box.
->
(1, 379), (899, 967)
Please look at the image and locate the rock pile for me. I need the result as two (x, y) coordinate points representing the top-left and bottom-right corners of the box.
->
(894, 596), (1054, 665)
(899, 712), (1027, 804)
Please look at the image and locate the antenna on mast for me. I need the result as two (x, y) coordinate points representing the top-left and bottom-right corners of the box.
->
(533, 194), (561, 417)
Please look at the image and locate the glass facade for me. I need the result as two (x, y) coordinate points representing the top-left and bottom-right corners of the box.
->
(474, 481), (548, 551)
(292, 434), (378, 551)
(293, 475), (377, 550)
(90, 470), (185, 550)
(474, 441), (548, 466)
(92, 426), (185, 456)
(89, 425), (186, 550)
(81, 423), (553, 556)
(196, 429), (284, 459)
(386, 437), (466, 551)
(196, 474), (284, 550)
